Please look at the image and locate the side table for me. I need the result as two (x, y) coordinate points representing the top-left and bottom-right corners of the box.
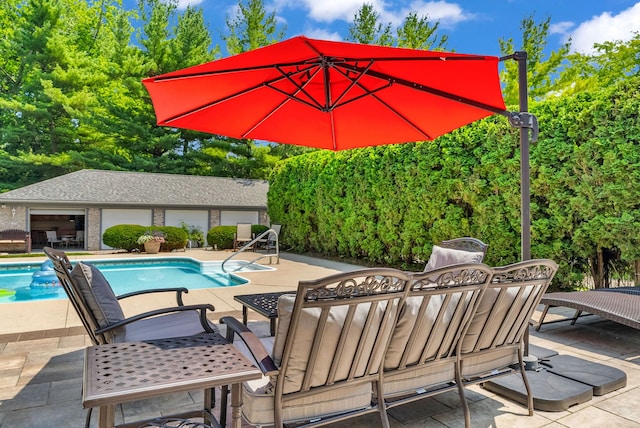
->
(83, 333), (261, 428)
(234, 292), (293, 336)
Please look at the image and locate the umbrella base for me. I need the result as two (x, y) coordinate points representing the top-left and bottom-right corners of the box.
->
(482, 347), (626, 412)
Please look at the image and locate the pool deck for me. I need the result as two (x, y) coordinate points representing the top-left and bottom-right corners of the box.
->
(1, 249), (640, 427)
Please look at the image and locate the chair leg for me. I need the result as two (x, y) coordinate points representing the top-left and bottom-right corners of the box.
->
(374, 381), (391, 428)
(535, 304), (551, 331)
(455, 359), (471, 428)
(220, 385), (229, 427)
(518, 347), (534, 416)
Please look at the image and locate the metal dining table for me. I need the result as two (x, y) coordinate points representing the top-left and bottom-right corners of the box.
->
(82, 333), (262, 428)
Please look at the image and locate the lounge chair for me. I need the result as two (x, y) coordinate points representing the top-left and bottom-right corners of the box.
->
(220, 268), (412, 428)
(46, 230), (63, 248)
(43, 246), (218, 345)
(233, 222), (254, 251)
(536, 287), (640, 331)
(458, 259), (558, 426)
(423, 237), (488, 272)
(380, 263), (493, 422)
(69, 230), (84, 248)
(256, 224), (281, 252)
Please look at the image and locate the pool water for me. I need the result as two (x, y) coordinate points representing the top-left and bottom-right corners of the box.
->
(0, 258), (269, 303)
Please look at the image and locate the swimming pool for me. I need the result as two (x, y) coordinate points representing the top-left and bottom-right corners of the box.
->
(0, 257), (271, 303)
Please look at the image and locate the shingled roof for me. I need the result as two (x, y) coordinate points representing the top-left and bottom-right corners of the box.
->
(0, 170), (268, 208)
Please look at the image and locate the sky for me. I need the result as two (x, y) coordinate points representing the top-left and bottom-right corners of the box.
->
(166, 0), (640, 57)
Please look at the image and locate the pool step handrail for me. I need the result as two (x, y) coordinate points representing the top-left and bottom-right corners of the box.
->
(222, 228), (279, 273)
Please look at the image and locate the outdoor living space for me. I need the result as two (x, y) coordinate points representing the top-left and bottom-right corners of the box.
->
(1, 249), (640, 427)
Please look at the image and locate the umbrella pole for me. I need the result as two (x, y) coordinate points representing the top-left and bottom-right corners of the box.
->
(500, 51), (539, 262)
(516, 51), (531, 262)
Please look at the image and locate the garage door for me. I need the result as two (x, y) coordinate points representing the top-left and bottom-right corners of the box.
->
(101, 209), (152, 249)
(165, 210), (209, 246)
(220, 210), (259, 226)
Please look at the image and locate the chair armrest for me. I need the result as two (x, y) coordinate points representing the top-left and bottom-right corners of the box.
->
(117, 287), (189, 306)
(96, 304), (217, 335)
(220, 316), (278, 375)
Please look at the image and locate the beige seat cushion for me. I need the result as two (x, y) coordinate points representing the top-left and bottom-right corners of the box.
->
(382, 359), (454, 396)
(461, 347), (518, 379)
(241, 375), (371, 426)
(424, 245), (484, 272)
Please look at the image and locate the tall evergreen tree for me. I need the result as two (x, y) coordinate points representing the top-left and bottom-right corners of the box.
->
(499, 14), (570, 105)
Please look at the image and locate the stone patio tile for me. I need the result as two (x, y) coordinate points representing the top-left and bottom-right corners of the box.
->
(387, 395), (454, 424)
(432, 394), (554, 428)
(48, 378), (83, 405)
(117, 391), (202, 425)
(0, 369), (20, 390)
(594, 388), (640, 424)
(0, 382), (49, 411)
(555, 404), (640, 427)
(58, 334), (89, 349)
(1, 337), (59, 355)
(0, 353), (27, 371)
(0, 401), (88, 428)
(18, 361), (82, 386)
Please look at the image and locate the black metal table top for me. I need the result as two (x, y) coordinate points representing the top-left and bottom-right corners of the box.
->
(234, 291), (292, 319)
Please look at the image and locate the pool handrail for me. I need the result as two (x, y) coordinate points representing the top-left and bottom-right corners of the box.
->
(222, 228), (279, 273)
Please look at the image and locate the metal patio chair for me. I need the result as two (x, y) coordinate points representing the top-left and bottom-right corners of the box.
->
(233, 223), (254, 251)
(43, 246), (218, 345)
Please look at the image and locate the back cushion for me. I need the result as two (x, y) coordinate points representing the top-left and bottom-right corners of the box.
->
(423, 245), (484, 272)
(71, 262), (124, 329)
(272, 294), (398, 394)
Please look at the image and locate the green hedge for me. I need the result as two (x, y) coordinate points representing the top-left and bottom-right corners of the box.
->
(102, 225), (187, 252)
(268, 77), (640, 291)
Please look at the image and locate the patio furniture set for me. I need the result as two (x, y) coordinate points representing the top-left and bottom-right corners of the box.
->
(43, 239), (565, 428)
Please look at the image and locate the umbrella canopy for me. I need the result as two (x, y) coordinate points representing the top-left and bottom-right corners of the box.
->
(142, 36), (507, 150)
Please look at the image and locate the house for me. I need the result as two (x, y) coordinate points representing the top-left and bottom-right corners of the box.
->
(0, 170), (269, 251)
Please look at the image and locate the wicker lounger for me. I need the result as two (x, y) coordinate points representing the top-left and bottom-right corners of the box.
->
(536, 288), (640, 331)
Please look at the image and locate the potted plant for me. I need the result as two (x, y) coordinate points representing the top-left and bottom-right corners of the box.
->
(136, 230), (166, 254)
(180, 222), (205, 248)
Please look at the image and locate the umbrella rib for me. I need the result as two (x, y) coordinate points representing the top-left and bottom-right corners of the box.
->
(340, 63), (506, 115)
(159, 65), (320, 124)
(329, 60), (375, 109)
(272, 65), (325, 111)
(369, 93), (433, 140)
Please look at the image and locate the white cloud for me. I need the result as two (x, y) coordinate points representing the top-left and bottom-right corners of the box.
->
(388, 1), (473, 28)
(303, 28), (344, 41)
(549, 21), (574, 35)
(301, 0), (386, 23)
(175, 0), (204, 10)
(568, 2), (640, 54)
(292, 0), (472, 29)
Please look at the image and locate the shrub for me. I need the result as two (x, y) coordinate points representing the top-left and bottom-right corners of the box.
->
(103, 225), (147, 252)
(157, 226), (188, 251)
(207, 226), (236, 250)
(102, 225), (187, 252)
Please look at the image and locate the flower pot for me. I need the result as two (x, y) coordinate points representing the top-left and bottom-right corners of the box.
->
(144, 241), (161, 254)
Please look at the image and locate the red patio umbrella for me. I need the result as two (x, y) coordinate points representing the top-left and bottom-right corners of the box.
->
(142, 36), (507, 150)
(142, 36), (537, 258)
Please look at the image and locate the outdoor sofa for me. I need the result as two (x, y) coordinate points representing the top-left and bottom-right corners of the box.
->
(222, 258), (558, 428)
(0, 229), (31, 253)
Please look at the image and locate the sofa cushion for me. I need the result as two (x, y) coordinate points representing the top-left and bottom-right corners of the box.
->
(272, 293), (398, 394)
(423, 245), (484, 272)
(241, 375), (371, 426)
